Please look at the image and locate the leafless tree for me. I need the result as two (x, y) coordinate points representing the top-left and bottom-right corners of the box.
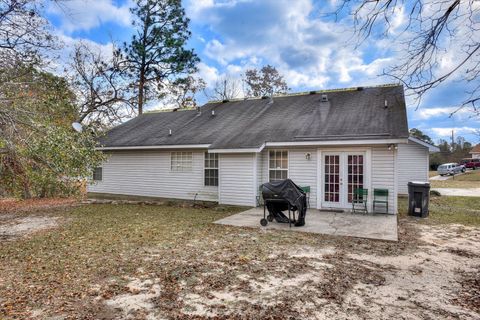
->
(68, 42), (134, 127)
(334, 0), (480, 116)
(210, 75), (242, 101)
(0, 0), (56, 62)
(157, 75), (206, 109)
(244, 65), (289, 97)
(0, 0), (57, 149)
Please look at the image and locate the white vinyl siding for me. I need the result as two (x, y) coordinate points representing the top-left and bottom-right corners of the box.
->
(397, 142), (429, 194)
(371, 147), (395, 214)
(219, 153), (256, 207)
(287, 149), (317, 208)
(256, 152), (263, 202)
(87, 150), (217, 201)
(259, 148), (317, 208)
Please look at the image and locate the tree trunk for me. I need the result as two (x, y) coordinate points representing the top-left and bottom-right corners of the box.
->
(137, 7), (150, 116)
(138, 71), (144, 115)
(22, 180), (31, 199)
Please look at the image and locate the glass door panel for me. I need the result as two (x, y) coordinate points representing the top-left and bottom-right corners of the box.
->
(324, 154), (340, 204)
(347, 154), (364, 203)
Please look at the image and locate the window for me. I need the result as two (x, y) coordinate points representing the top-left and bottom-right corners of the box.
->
(93, 167), (102, 181)
(204, 152), (218, 186)
(171, 152), (192, 171)
(269, 150), (288, 181)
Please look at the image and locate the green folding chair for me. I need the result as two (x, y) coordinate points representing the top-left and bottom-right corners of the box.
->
(300, 186), (311, 208)
(373, 188), (389, 214)
(352, 188), (368, 214)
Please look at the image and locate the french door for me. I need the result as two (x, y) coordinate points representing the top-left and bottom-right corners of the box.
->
(322, 152), (365, 209)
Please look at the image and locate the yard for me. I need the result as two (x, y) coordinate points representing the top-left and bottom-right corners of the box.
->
(0, 197), (479, 319)
(430, 169), (480, 188)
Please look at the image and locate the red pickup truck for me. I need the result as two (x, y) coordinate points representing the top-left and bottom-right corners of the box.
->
(461, 158), (480, 170)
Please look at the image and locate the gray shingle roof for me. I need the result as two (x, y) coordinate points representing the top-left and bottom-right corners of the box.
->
(99, 84), (409, 149)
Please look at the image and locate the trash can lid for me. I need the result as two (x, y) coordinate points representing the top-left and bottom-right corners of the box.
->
(408, 181), (430, 186)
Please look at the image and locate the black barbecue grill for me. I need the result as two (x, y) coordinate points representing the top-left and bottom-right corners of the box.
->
(260, 179), (307, 227)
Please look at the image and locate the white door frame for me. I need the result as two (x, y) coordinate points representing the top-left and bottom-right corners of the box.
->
(317, 147), (372, 211)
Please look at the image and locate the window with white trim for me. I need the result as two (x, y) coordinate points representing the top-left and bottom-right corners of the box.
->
(93, 167), (103, 181)
(171, 152), (192, 171)
(269, 150), (288, 181)
(204, 152), (218, 186)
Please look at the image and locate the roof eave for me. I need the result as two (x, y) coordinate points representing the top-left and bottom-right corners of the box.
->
(265, 138), (408, 148)
(96, 144), (211, 151)
(408, 137), (440, 153)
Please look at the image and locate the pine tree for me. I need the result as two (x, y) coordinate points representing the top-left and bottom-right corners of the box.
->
(124, 0), (199, 114)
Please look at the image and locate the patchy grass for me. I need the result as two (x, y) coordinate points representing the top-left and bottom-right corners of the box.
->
(429, 170), (438, 178)
(430, 170), (480, 188)
(398, 196), (480, 226)
(0, 202), (479, 319)
(0, 203), (245, 318)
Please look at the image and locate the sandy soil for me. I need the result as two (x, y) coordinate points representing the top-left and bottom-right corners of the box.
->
(0, 215), (60, 240)
(95, 222), (480, 319)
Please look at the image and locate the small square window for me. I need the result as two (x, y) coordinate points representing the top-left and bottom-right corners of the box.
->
(93, 167), (102, 181)
(171, 152), (192, 171)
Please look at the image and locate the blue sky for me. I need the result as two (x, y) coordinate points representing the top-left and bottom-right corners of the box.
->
(44, 0), (479, 144)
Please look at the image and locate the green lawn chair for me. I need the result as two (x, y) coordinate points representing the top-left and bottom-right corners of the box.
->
(352, 188), (368, 214)
(300, 186), (311, 208)
(373, 188), (389, 214)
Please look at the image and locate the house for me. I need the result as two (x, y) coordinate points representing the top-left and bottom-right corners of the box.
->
(470, 144), (480, 159)
(88, 84), (438, 214)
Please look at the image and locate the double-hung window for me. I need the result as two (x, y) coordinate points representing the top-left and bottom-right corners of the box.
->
(269, 150), (288, 181)
(171, 152), (192, 171)
(204, 152), (218, 186)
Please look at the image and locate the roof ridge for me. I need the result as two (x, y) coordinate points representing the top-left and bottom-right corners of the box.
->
(206, 82), (402, 104)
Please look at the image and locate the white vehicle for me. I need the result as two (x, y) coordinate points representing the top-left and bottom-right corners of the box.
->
(437, 163), (466, 176)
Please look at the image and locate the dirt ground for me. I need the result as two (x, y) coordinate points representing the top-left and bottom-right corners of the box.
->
(99, 223), (480, 320)
(0, 202), (479, 319)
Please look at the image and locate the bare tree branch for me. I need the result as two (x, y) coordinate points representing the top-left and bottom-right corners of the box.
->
(334, 0), (480, 116)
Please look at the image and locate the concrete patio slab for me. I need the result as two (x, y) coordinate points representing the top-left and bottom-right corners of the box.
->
(215, 208), (398, 241)
(432, 188), (480, 197)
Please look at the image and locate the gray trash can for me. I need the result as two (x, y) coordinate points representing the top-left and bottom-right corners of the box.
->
(408, 181), (430, 218)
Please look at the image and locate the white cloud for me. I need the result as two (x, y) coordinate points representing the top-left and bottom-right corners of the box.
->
(196, 62), (220, 87)
(430, 127), (478, 138)
(413, 107), (460, 120)
(47, 0), (132, 33)
(186, 0), (386, 91)
(389, 5), (406, 34)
